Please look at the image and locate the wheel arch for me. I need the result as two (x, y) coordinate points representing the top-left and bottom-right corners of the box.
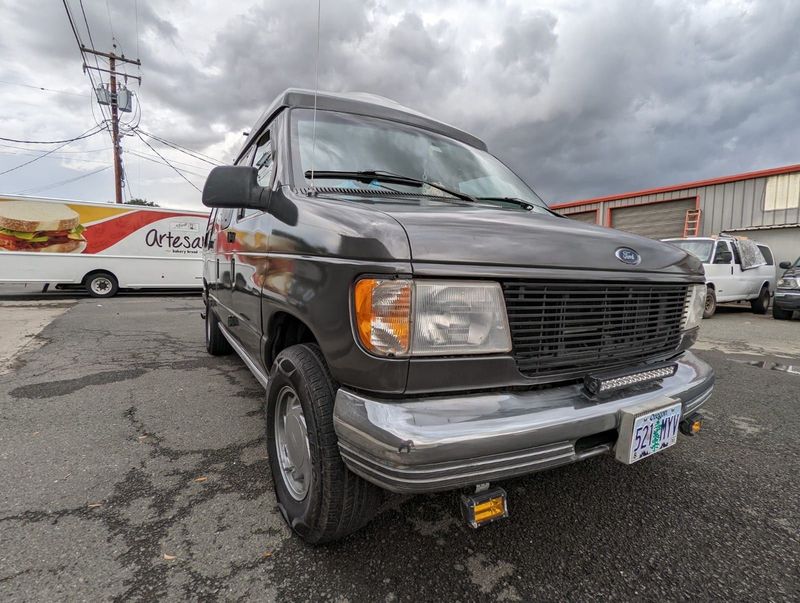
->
(82, 268), (118, 285)
(264, 311), (320, 370)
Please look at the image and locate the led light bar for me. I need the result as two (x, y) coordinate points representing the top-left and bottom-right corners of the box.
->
(584, 363), (678, 397)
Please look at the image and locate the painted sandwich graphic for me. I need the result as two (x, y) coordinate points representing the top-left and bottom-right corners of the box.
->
(0, 201), (87, 253)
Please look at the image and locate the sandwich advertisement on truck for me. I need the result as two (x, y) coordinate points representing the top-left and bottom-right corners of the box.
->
(0, 198), (205, 256)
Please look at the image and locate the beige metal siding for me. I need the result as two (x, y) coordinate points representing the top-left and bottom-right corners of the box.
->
(610, 199), (696, 239)
(553, 167), (800, 234)
(565, 210), (597, 224)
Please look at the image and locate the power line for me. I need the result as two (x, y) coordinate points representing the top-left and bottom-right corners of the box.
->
(0, 126), (103, 176)
(0, 142), (110, 154)
(126, 149), (209, 176)
(105, 0), (117, 48)
(0, 150), (110, 167)
(132, 129), (202, 192)
(0, 79), (88, 98)
(15, 165), (111, 195)
(134, 0), (140, 62)
(136, 129), (223, 165)
(0, 127), (104, 145)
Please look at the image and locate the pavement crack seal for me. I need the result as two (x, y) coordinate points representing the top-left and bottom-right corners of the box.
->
(103, 406), (275, 601)
(8, 369), (148, 399)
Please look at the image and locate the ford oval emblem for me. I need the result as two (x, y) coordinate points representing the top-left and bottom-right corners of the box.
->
(615, 247), (641, 265)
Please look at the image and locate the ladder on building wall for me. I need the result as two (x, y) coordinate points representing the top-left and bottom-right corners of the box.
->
(682, 208), (702, 237)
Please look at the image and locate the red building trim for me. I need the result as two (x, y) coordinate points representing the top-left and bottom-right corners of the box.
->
(552, 163), (800, 209)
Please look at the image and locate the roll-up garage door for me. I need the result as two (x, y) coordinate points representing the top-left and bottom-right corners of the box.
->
(610, 199), (696, 239)
(565, 210), (597, 224)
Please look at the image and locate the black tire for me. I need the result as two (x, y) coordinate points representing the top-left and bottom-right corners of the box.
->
(703, 287), (716, 319)
(85, 271), (118, 298)
(205, 302), (232, 356)
(750, 286), (770, 314)
(265, 343), (382, 544)
(772, 304), (793, 320)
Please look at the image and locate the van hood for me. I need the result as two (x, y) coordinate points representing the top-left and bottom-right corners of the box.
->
(375, 202), (703, 276)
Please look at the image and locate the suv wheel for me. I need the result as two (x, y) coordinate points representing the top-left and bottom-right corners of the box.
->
(205, 302), (232, 356)
(750, 286), (770, 314)
(85, 271), (118, 298)
(772, 304), (793, 320)
(703, 288), (717, 319)
(265, 343), (382, 543)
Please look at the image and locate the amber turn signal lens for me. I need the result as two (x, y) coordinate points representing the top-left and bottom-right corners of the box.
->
(354, 279), (412, 356)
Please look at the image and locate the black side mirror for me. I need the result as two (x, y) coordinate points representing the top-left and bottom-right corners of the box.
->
(202, 166), (268, 210)
(714, 251), (733, 264)
(779, 261), (792, 270)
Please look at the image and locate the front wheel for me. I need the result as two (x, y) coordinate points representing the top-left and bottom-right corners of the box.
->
(703, 288), (717, 319)
(772, 304), (793, 320)
(750, 286), (770, 314)
(265, 344), (382, 544)
(85, 271), (118, 298)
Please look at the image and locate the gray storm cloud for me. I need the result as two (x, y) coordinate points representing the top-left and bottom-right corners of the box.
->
(1, 0), (798, 206)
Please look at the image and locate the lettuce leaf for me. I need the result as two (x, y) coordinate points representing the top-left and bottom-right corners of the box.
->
(0, 228), (49, 242)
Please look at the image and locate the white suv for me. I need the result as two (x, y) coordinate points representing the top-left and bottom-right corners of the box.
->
(664, 236), (776, 318)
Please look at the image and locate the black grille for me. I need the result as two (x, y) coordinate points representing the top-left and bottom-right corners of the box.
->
(503, 281), (689, 381)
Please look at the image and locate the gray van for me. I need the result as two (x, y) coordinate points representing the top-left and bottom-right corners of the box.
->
(201, 89), (714, 543)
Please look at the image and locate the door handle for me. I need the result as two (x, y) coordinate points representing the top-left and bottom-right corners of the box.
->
(227, 231), (236, 243)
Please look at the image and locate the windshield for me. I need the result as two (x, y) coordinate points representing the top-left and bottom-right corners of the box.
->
(668, 239), (714, 263)
(289, 108), (548, 211)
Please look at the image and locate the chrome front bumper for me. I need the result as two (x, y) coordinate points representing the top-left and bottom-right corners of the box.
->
(333, 351), (714, 493)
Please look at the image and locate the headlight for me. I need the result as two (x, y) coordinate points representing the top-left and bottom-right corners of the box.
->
(682, 283), (706, 331)
(777, 278), (800, 290)
(353, 279), (511, 357)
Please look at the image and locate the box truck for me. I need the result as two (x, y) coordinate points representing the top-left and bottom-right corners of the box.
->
(0, 194), (208, 297)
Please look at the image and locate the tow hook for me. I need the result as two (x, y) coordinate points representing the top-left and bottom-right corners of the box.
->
(680, 412), (704, 436)
(461, 483), (508, 528)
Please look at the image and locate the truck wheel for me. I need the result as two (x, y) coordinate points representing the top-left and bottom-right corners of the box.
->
(265, 343), (382, 544)
(703, 288), (716, 319)
(750, 286), (770, 314)
(205, 302), (232, 356)
(85, 271), (118, 298)
(772, 305), (793, 320)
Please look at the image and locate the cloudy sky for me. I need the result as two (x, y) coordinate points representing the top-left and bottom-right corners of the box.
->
(0, 0), (798, 210)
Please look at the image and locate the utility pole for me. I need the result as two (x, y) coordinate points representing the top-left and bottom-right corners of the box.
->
(81, 46), (141, 204)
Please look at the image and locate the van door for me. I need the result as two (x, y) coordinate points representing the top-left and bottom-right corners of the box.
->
(757, 244), (777, 293)
(706, 240), (736, 302)
(229, 130), (275, 356)
(727, 241), (754, 299)
(212, 207), (236, 325)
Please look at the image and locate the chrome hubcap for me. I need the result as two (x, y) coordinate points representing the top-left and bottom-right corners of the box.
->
(274, 386), (311, 500)
(91, 277), (112, 295)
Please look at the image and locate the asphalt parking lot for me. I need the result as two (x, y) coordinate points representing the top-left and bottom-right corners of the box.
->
(1, 293), (798, 601)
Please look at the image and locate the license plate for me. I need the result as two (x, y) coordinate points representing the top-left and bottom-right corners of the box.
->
(616, 401), (682, 464)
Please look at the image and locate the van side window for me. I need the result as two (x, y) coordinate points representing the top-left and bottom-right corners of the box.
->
(757, 245), (774, 266)
(713, 241), (731, 263)
(237, 145), (256, 167)
(205, 209), (217, 249)
(730, 242), (742, 265)
(254, 132), (274, 188)
(217, 208), (234, 230)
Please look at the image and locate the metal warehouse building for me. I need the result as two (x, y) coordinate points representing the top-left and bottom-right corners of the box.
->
(551, 163), (800, 264)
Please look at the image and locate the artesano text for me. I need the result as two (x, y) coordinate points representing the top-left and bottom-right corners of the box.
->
(145, 229), (203, 249)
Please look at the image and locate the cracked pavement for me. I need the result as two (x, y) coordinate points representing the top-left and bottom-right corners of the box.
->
(0, 296), (798, 601)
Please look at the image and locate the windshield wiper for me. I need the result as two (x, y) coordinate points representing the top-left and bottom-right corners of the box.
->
(303, 170), (476, 203)
(476, 196), (561, 216)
